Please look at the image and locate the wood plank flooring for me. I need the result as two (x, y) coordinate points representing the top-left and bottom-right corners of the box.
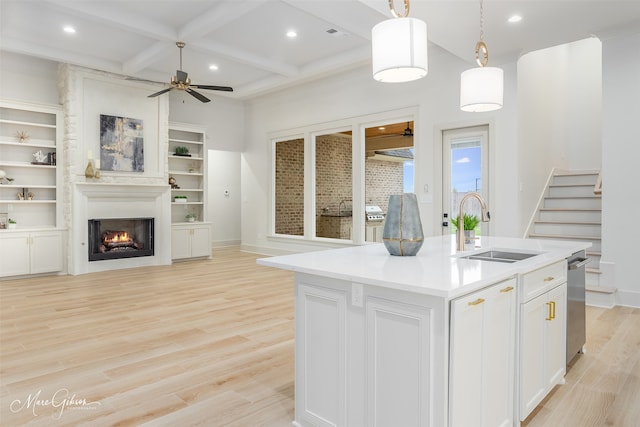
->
(1, 247), (638, 426)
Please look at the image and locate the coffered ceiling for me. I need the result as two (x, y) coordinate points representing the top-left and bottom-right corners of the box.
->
(1, 1), (639, 100)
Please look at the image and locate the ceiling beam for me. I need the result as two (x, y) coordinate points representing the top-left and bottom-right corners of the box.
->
(42, 0), (177, 41)
(1, 36), (122, 74)
(189, 39), (299, 77)
(281, 0), (373, 40)
(178, 0), (269, 40)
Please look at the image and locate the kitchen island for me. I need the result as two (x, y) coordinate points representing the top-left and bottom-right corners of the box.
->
(257, 235), (590, 427)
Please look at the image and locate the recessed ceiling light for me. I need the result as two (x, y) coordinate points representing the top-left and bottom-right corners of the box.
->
(508, 15), (522, 23)
(209, 64), (219, 71)
(286, 30), (297, 38)
(63, 25), (76, 34)
(378, 127), (386, 131)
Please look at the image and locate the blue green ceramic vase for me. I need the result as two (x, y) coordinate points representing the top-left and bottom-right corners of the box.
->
(382, 193), (424, 256)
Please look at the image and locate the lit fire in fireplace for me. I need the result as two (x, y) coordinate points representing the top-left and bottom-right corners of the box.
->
(99, 230), (142, 252)
(104, 231), (131, 243)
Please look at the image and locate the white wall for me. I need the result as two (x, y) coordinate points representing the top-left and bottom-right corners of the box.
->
(516, 38), (602, 234)
(208, 149), (241, 247)
(242, 50), (519, 254)
(0, 51), (59, 104)
(169, 90), (245, 151)
(601, 31), (640, 307)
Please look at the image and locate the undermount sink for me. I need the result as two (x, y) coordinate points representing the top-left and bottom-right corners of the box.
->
(461, 249), (541, 263)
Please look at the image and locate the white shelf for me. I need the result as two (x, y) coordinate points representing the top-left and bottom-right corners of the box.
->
(169, 154), (204, 161)
(171, 188), (203, 192)
(0, 199), (56, 204)
(171, 201), (203, 206)
(0, 184), (56, 189)
(0, 161), (56, 168)
(0, 118), (56, 128)
(169, 138), (203, 145)
(168, 170), (204, 176)
(0, 140), (56, 148)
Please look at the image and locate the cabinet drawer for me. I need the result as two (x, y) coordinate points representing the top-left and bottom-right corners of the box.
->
(520, 260), (567, 302)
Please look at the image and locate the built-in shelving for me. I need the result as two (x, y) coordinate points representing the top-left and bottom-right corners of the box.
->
(0, 100), (64, 277)
(168, 123), (211, 260)
(0, 100), (62, 229)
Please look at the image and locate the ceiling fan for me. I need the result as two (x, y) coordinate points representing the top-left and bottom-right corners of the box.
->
(148, 42), (233, 103)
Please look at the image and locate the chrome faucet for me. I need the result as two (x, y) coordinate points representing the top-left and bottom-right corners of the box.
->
(457, 192), (491, 251)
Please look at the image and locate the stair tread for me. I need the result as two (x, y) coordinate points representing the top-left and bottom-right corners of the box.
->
(540, 208), (601, 212)
(529, 233), (601, 240)
(586, 285), (616, 294)
(544, 196), (601, 199)
(554, 171), (599, 177)
(586, 267), (601, 274)
(549, 184), (596, 188)
(534, 220), (601, 225)
(586, 251), (601, 256)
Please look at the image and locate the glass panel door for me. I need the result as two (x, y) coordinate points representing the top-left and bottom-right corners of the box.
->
(442, 125), (489, 236)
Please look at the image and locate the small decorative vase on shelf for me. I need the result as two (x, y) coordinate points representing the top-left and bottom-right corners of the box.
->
(382, 193), (424, 256)
(85, 161), (95, 178)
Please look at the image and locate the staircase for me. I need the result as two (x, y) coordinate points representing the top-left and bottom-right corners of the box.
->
(526, 170), (615, 307)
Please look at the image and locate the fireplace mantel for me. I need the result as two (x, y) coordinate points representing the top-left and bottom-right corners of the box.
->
(69, 182), (171, 275)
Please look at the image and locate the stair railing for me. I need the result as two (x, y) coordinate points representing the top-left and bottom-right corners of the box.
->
(593, 170), (602, 195)
(523, 168), (560, 238)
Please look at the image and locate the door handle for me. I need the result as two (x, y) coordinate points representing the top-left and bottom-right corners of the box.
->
(468, 298), (485, 306)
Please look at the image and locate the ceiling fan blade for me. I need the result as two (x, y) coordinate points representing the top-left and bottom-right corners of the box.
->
(186, 88), (211, 103)
(176, 69), (188, 83)
(148, 87), (173, 98)
(190, 84), (234, 92)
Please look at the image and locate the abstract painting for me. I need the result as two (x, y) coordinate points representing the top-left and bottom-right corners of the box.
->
(99, 114), (144, 172)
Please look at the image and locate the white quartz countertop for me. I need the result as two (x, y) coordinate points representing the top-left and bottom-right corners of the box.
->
(257, 235), (591, 299)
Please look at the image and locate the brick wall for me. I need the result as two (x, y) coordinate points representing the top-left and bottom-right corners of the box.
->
(365, 158), (403, 213)
(275, 134), (406, 238)
(316, 134), (353, 215)
(275, 138), (304, 235)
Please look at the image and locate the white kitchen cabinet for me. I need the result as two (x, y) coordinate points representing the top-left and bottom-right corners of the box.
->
(449, 278), (517, 427)
(293, 274), (446, 427)
(0, 230), (63, 277)
(519, 261), (568, 421)
(171, 224), (211, 260)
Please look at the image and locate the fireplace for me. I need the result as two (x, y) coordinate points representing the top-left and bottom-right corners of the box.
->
(88, 218), (154, 261)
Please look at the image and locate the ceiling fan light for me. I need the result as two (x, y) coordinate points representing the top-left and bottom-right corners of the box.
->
(372, 17), (428, 83)
(460, 66), (504, 112)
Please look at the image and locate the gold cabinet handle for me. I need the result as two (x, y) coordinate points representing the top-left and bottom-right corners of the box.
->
(551, 301), (556, 319)
(468, 298), (485, 306)
(544, 276), (554, 282)
(500, 286), (514, 293)
(546, 302), (553, 320)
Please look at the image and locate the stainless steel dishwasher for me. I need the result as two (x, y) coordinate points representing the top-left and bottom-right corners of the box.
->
(566, 250), (590, 366)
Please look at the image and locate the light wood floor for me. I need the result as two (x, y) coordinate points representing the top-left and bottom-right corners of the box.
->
(1, 247), (638, 426)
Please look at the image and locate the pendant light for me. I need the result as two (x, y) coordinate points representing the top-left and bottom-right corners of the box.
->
(372, 0), (428, 83)
(460, 0), (503, 112)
